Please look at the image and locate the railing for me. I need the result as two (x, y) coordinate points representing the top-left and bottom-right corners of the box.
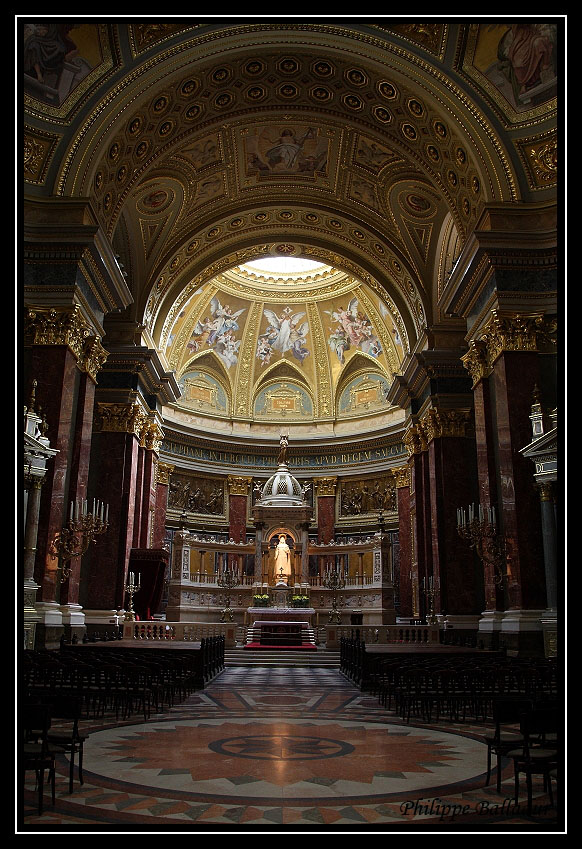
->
(326, 624), (440, 648)
(188, 572), (257, 586)
(122, 621), (232, 643)
(308, 575), (375, 587)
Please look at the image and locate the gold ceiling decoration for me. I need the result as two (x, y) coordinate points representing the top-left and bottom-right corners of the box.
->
(164, 262), (405, 428)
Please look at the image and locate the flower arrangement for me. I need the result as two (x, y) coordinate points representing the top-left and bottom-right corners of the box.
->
(253, 594), (270, 607)
(291, 595), (310, 608)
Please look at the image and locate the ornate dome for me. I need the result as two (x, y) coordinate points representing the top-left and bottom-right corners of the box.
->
(161, 254), (407, 437)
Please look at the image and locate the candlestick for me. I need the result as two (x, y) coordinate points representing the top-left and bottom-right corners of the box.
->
(49, 498), (110, 583)
(322, 568), (345, 624)
(456, 503), (505, 586)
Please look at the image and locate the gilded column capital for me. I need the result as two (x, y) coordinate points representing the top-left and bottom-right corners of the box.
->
(142, 416), (164, 452)
(314, 477), (337, 496)
(155, 462), (174, 485)
(463, 313), (557, 386)
(537, 481), (554, 502)
(94, 400), (149, 438)
(403, 424), (427, 456)
(80, 335), (109, 382)
(420, 408), (474, 442)
(227, 475), (253, 496)
(461, 339), (490, 387)
(393, 466), (411, 489)
(24, 304), (93, 362)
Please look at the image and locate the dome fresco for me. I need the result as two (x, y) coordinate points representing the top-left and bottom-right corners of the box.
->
(163, 260), (406, 429)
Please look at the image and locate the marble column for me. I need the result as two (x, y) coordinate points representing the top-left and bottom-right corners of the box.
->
(315, 477), (337, 543)
(228, 476), (252, 571)
(491, 350), (547, 611)
(300, 522), (310, 585)
(152, 462), (173, 549)
(59, 370), (96, 612)
(472, 377), (505, 612)
(395, 466), (412, 617)
(538, 482), (557, 610)
(254, 522), (265, 583)
(84, 400), (147, 611)
(422, 409), (481, 618)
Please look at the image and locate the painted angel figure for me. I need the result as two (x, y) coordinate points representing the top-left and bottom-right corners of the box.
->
(207, 296), (245, 345)
(288, 320), (310, 363)
(326, 297), (363, 346)
(215, 331), (241, 369)
(328, 325), (350, 364)
(262, 307), (308, 355)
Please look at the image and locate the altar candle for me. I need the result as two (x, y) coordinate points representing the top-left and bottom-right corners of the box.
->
(105, 504), (109, 523)
(70, 501), (74, 522)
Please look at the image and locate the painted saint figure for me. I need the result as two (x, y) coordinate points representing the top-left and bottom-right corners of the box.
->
(274, 534), (291, 582)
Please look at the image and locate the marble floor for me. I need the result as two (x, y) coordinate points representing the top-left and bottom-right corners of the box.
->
(21, 665), (561, 833)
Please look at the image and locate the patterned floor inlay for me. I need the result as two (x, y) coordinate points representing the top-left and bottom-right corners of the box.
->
(21, 666), (561, 832)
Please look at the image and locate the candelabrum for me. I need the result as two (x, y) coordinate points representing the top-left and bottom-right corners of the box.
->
(421, 577), (438, 625)
(457, 503), (505, 586)
(217, 567), (240, 622)
(124, 571), (141, 622)
(49, 498), (109, 583)
(322, 566), (346, 624)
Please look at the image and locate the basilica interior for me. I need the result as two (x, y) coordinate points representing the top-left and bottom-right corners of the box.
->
(22, 18), (561, 832)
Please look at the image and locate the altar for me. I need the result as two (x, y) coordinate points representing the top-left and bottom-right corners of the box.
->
(248, 607), (315, 624)
(244, 616), (317, 650)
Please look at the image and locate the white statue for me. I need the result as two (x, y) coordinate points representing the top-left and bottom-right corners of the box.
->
(274, 534), (291, 582)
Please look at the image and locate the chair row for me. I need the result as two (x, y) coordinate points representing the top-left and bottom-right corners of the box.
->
(23, 693), (88, 815)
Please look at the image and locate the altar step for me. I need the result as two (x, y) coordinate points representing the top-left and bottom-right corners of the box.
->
(224, 647), (341, 668)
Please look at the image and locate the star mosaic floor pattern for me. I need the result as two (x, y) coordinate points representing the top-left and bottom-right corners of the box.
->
(21, 665), (560, 832)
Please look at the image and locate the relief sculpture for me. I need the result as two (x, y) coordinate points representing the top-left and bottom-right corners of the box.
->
(340, 477), (396, 516)
(169, 474), (225, 515)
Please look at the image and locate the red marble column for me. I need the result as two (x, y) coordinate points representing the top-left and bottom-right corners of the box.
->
(317, 497), (336, 543)
(492, 351), (547, 610)
(407, 445), (433, 620)
(427, 433), (481, 616)
(59, 370), (96, 606)
(137, 448), (156, 549)
(229, 495), (248, 543)
(473, 378), (504, 611)
(152, 465), (172, 549)
(30, 345), (80, 604)
(85, 430), (140, 610)
(396, 473), (412, 617)
(132, 446), (145, 548)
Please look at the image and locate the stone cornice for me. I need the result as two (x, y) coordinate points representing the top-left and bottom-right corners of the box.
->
(439, 201), (558, 325)
(101, 344), (181, 406)
(23, 198), (133, 315)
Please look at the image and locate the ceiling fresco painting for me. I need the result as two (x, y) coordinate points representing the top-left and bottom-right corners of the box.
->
(23, 18), (559, 439)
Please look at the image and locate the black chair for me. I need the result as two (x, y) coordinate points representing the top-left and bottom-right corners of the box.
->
(483, 698), (532, 792)
(44, 694), (88, 794)
(22, 703), (65, 815)
(506, 707), (559, 814)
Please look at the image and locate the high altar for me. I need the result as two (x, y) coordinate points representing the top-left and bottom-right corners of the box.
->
(166, 436), (396, 628)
